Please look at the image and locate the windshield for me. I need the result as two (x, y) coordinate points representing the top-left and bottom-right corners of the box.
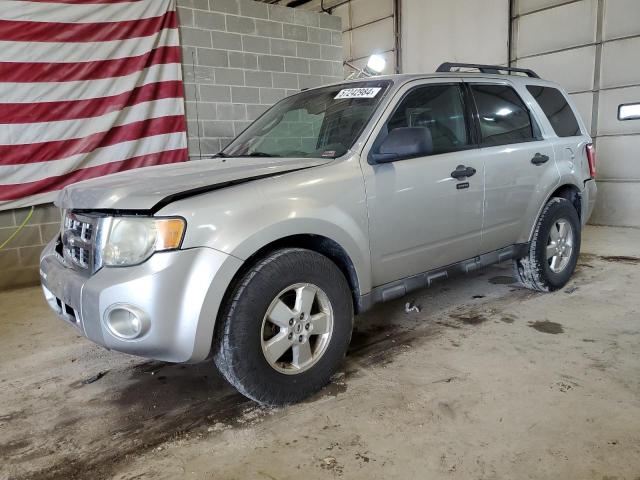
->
(222, 80), (392, 159)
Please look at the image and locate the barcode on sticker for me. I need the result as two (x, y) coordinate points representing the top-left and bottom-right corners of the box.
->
(334, 87), (382, 99)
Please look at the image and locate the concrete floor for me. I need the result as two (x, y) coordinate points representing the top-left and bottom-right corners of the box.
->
(1, 225), (639, 480)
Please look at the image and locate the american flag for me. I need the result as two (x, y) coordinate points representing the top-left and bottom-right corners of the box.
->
(0, 0), (188, 210)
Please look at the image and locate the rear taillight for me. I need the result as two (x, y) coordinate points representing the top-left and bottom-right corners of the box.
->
(586, 143), (596, 179)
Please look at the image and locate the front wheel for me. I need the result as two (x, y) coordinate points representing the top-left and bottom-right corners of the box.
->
(513, 197), (581, 292)
(212, 248), (353, 405)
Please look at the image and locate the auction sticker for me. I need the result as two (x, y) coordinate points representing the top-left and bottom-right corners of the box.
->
(334, 87), (382, 99)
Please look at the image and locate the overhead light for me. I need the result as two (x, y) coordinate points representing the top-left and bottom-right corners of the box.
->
(618, 103), (640, 121)
(366, 54), (386, 74)
(344, 54), (387, 79)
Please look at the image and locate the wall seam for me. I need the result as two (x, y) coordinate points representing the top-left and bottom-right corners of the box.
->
(508, 0), (514, 67)
(394, 0), (401, 73)
(512, 0), (583, 19)
(343, 14), (393, 34)
(512, 32), (640, 63)
(566, 84), (640, 96)
(590, 0), (605, 139)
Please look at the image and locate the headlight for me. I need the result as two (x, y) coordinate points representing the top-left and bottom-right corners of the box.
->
(101, 217), (185, 267)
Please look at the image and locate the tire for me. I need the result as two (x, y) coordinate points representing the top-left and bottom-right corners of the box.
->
(513, 197), (581, 292)
(212, 248), (354, 406)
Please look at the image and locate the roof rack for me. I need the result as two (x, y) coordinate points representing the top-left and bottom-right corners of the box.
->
(436, 62), (540, 78)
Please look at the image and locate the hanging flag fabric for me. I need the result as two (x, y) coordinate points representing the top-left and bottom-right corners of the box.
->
(0, 0), (188, 210)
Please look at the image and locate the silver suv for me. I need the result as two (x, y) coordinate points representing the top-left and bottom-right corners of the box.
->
(40, 63), (597, 405)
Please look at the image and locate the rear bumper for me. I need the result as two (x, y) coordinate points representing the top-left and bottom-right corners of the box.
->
(40, 239), (242, 363)
(582, 179), (597, 224)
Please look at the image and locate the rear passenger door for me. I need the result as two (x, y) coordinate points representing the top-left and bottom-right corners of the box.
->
(466, 81), (558, 253)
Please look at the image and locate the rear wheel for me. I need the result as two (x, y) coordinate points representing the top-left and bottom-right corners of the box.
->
(513, 197), (581, 292)
(212, 248), (353, 405)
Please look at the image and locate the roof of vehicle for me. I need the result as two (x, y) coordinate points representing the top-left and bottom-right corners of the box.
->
(336, 72), (564, 90)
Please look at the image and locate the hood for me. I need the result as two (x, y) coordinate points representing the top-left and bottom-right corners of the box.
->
(57, 157), (332, 212)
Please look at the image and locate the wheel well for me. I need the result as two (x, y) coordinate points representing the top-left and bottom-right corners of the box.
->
(550, 184), (581, 220)
(232, 235), (362, 313)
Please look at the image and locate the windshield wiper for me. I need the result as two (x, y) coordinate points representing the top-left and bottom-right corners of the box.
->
(214, 151), (280, 158)
(245, 152), (280, 158)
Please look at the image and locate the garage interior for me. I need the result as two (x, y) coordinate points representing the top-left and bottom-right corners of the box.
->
(1, 0), (639, 479)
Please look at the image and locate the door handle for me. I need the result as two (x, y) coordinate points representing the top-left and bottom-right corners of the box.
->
(451, 165), (476, 179)
(531, 153), (550, 165)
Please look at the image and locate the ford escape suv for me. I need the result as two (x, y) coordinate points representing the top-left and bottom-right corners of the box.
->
(40, 63), (597, 405)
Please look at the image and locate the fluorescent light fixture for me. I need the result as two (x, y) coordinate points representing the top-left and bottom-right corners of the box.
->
(366, 54), (386, 74)
(618, 103), (640, 121)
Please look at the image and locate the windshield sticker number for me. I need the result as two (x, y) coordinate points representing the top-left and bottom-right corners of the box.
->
(334, 87), (382, 99)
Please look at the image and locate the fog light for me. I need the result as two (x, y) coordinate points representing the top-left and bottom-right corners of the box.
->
(105, 304), (149, 340)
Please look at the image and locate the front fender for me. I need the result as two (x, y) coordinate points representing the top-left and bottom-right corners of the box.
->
(159, 157), (372, 294)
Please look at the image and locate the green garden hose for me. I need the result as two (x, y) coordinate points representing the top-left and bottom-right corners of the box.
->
(0, 206), (35, 251)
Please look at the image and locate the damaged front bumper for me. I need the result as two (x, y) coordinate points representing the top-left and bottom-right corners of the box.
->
(40, 238), (242, 363)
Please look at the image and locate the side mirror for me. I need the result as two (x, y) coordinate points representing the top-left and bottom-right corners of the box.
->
(369, 127), (433, 164)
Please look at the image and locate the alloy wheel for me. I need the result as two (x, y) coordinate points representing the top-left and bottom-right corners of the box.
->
(260, 283), (334, 375)
(546, 218), (574, 273)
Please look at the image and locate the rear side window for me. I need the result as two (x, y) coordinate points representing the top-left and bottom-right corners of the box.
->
(380, 84), (470, 156)
(470, 84), (535, 146)
(527, 85), (581, 137)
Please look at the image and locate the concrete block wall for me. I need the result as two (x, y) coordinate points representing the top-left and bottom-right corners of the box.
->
(0, 205), (60, 290)
(284, 0), (398, 77)
(177, 0), (344, 158)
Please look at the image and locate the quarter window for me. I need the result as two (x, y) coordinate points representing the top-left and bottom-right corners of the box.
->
(375, 84), (470, 157)
(527, 85), (581, 137)
(470, 84), (535, 146)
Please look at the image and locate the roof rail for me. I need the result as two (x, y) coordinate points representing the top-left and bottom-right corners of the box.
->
(436, 62), (540, 79)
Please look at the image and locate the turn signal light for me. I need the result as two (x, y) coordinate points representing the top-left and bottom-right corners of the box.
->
(155, 218), (186, 250)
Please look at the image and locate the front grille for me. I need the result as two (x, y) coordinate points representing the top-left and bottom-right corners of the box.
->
(62, 212), (98, 271)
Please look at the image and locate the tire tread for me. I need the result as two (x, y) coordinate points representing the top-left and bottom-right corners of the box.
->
(212, 248), (353, 405)
(513, 197), (580, 292)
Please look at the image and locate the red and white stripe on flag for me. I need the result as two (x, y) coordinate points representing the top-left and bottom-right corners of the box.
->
(0, 0), (188, 210)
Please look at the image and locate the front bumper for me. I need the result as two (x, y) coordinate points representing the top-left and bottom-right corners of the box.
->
(40, 239), (242, 363)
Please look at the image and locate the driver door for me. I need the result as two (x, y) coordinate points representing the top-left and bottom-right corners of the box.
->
(361, 79), (484, 287)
